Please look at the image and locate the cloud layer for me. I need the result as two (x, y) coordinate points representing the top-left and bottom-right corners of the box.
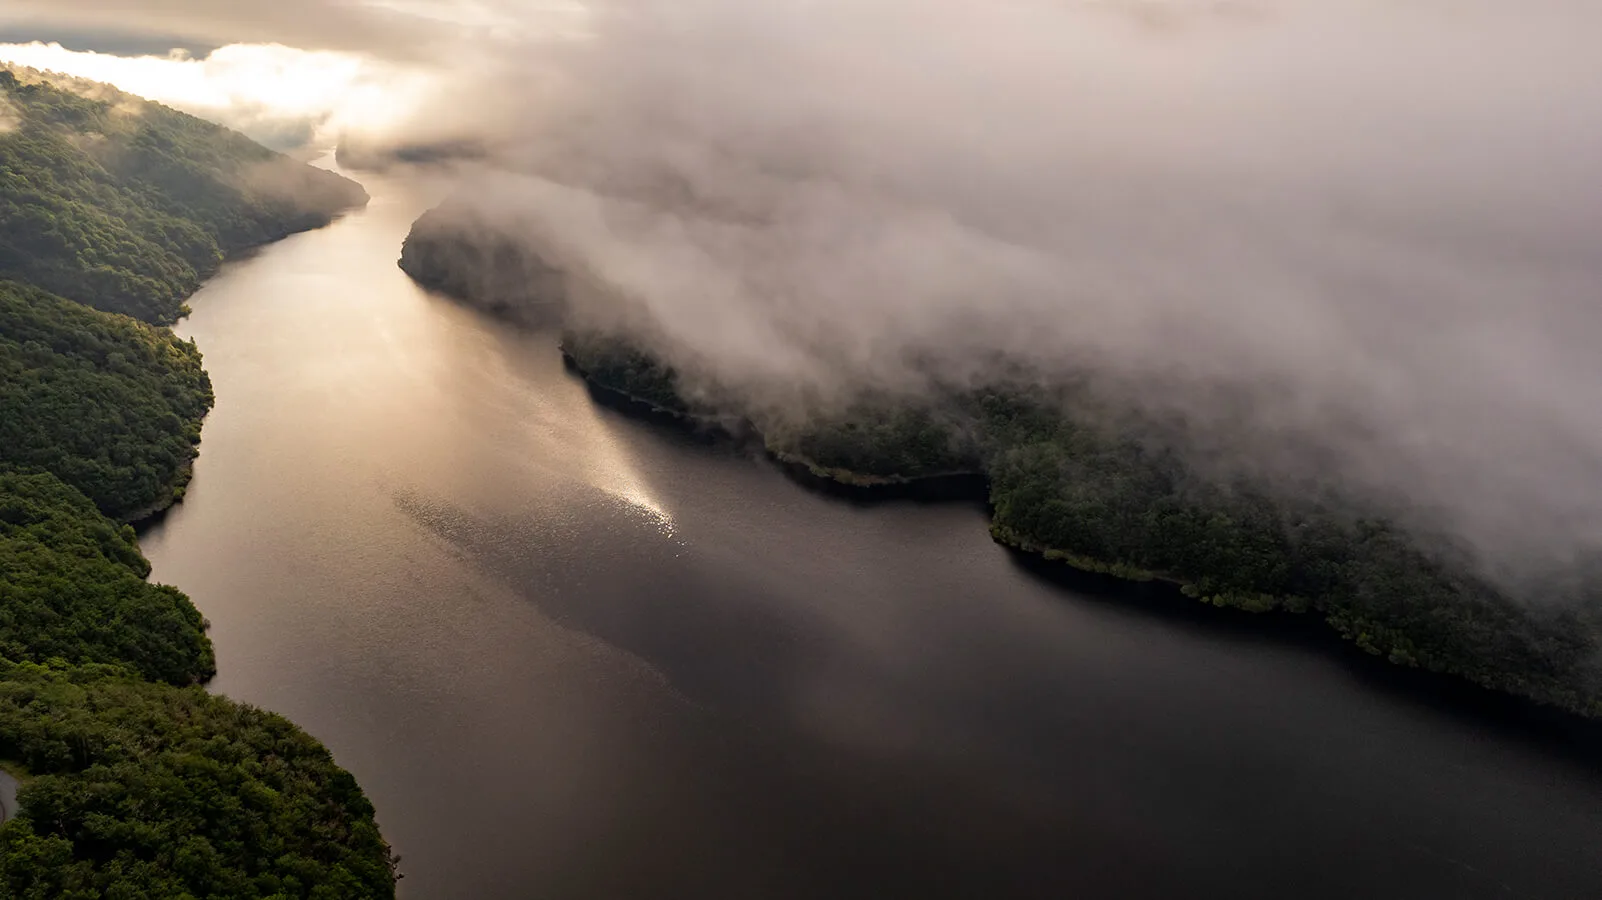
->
(0, 41), (417, 151)
(8, 1), (1602, 574)
(0, 1), (583, 150)
(412, 0), (1602, 573)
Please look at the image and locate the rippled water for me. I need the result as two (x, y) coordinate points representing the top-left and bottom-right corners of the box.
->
(138, 168), (1602, 899)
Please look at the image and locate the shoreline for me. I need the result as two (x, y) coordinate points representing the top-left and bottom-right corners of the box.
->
(124, 458), (196, 529)
(558, 339), (1602, 721)
(562, 348), (992, 503)
(124, 202), (369, 530)
(0, 68), (398, 893)
(127, 204), (371, 532)
(395, 227), (1602, 721)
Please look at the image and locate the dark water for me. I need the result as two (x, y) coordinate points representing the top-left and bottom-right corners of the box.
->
(139, 169), (1602, 900)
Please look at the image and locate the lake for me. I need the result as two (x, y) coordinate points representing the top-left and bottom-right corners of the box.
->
(139, 167), (1602, 899)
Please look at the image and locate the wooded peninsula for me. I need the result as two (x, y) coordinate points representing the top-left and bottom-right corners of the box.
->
(405, 204), (1602, 720)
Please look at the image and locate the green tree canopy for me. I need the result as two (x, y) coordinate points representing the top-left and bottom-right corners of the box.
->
(0, 662), (397, 900)
(1, 66), (365, 325)
(0, 469), (214, 685)
(0, 281), (212, 520)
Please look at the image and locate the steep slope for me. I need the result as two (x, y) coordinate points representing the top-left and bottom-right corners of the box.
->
(0, 662), (395, 899)
(0, 66), (367, 325)
(0, 281), (211, 520)
(0, 470), (214, 685)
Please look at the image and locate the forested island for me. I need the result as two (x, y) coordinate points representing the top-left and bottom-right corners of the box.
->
(0, 64), (397, 897)
(405, 204), (1602, 718)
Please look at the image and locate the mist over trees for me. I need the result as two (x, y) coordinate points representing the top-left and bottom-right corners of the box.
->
(548, 324), (1602, 715)
(0, 65), (366, 324)
(381, 0), (1602, 715)
(361, 0), (1602, 587)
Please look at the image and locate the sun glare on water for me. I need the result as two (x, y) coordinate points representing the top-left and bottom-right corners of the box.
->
(613, 486), (678, 539)
(566, 425), (680, 541)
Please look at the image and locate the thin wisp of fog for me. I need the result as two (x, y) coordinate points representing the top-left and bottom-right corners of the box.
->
(374, 0), (1602, 582)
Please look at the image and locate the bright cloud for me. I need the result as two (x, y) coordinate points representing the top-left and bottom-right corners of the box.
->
(0, 40), (432, 152)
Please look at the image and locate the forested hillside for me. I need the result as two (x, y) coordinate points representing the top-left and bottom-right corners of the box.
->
(0, 66), (366, 325)
(972, 390), (1602, 712)
(0, 282), (211, 519)
(0, 64), (396, 897)
(425, 214), (1602, 717)
(0, 470), (214, 685)
(0, 663), (396, 899)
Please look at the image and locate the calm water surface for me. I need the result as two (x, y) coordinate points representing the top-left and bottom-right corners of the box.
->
(139, 170), (1602, 899)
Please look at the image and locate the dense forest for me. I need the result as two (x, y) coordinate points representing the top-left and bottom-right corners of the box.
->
(407, 215), (1602, 716)
(0, 470), (214, 685)
(1, 67), (366, 325)
(0, 662), (396, 899)
(0, 281), (211, 520)
(0, 63), (395, 897)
